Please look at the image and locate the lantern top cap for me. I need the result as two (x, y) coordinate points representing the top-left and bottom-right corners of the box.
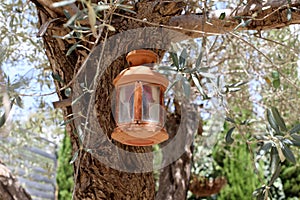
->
(126, 49), (158, 66)
(113, 49), (168, 87)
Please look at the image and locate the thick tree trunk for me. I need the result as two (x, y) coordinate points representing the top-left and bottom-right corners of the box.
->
(0, 161), (32, 200)
(31, 0), (183, 199)
(156, 102), (198, 200)
(30, 0), (299, 199)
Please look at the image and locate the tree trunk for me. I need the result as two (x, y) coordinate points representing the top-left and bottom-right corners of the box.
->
(0, 161), (32, 200)
(156, 101), (198, 200)
(31, 0), (183, 199)
(30, 0), (299, 199)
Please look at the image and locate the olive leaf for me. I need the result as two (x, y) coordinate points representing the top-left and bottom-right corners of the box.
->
(219, 12), (226, 20)
(179, 49), (187, 67)
(268, 163), (281, 186)
(271, 107), (287, 131)
(170, 51), (179, 69)
(281, 144), (296, 164)
(291, 133), (300, 142)
(256, 142), (272, 160)
(225, 127), (235, 144)
(266, 108), (280, 134)
(289, 124), (300, 134)
(270, 147), (279, 174)
(69, 150), (79, 164)
(182, 76), (190, 98)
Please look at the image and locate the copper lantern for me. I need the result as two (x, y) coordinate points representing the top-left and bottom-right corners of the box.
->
(112, 50), (169, 146)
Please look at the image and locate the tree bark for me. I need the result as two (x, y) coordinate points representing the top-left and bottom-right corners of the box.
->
(156, 101), (198, 200)
(29, 0), (300, 199)
(0, 161), (32, 200)
(169, 0), (300, 37)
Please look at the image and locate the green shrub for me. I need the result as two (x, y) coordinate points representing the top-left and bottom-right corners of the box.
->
(215, 141), (260, 200)
(56, 131), (74, 200)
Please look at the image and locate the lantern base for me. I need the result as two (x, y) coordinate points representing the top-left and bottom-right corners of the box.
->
(111, 127), (168, 146)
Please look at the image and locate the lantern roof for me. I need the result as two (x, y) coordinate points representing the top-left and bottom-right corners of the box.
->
(113, 66), (169, 87)
(113, 50), (169, 87)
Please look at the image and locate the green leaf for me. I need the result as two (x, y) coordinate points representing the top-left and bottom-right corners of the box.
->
(182, 76), (190, 97)
(271, 107), (287, 131)
(242, 19), (252, 27)
(281, 144), (296, 163)
(65, 12), (80, 27)
(289, 124), (300, 134)
(191, 74), (209, 99)
(165, 74), (182, 94)
(52, 0), (76, 8)
(69, 150), (79, 164)
(219, 12), (226, 20)
(66, 42), (79, 56)
(60, 116), (78, 126)
(257, 192), (265, 200)
(15, 95), (23, 108)
(99, 23), (116, 32)
(257, 142), (272, 160)
(52, 72), (64, 83)
(291, 133), (300, 142)
(272, 79), (280, 88)
(157, 65), (177, 72)
(291, 139), (300, 147)
(0, 100), (13, 127)
(228, 81), (248, 88)
(271, 71), (279, 79)
(195, 51), (203, 69)
(0, 113), (7, 128)
(95, 4), (110, 12)
(268, 163), (281, 186)
(252, 187), (264, 197)
(179, 49), (187, 67)
(116, 4), (136, 14)
(170, 52), (179, 69)
(199, 72), (215, 79)
(270, 147), (279, 174)
(225, 116), (235, 124)
(266, 108), (280, 134)
(63, 9), (72, 19)
(275, 141), (285, 162)
(228, 87), (241, 92)
(287, 8), (292, 21)
(225, 127), (235, 144)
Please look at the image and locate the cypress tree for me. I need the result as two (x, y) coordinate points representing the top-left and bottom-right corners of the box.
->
(56, 131), (74, 199)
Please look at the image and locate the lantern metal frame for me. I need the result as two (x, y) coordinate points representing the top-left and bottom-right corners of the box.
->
(111, 50), (169, 146)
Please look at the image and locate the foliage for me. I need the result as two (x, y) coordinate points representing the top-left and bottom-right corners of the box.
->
(214, 131), (261, 200)
(57, 131), (74, 200)
(280, 148), (300, 198)
(1, 0), (300, 199)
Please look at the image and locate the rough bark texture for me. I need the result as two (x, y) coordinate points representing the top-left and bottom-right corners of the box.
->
(169, 0), (300, 37)
(0, 161), (32, 200)
(29, 0), (299, 199)
(31, 0), (184, 199)
(156, 101), (198, 200)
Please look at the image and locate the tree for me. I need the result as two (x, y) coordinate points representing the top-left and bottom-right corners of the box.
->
(23, 0), (300, 199)
(0, 160), (31, 200)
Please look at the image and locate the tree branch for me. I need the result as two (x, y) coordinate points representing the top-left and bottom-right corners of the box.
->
(169, 0), (300, 36)
(0, 161), (32, 200)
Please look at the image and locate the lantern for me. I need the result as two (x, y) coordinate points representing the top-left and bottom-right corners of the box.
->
(111, 50), (169, 146)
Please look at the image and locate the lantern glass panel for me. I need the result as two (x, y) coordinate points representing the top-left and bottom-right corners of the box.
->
(142, 84), (160, 122)
(118, 84), (135, 123)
